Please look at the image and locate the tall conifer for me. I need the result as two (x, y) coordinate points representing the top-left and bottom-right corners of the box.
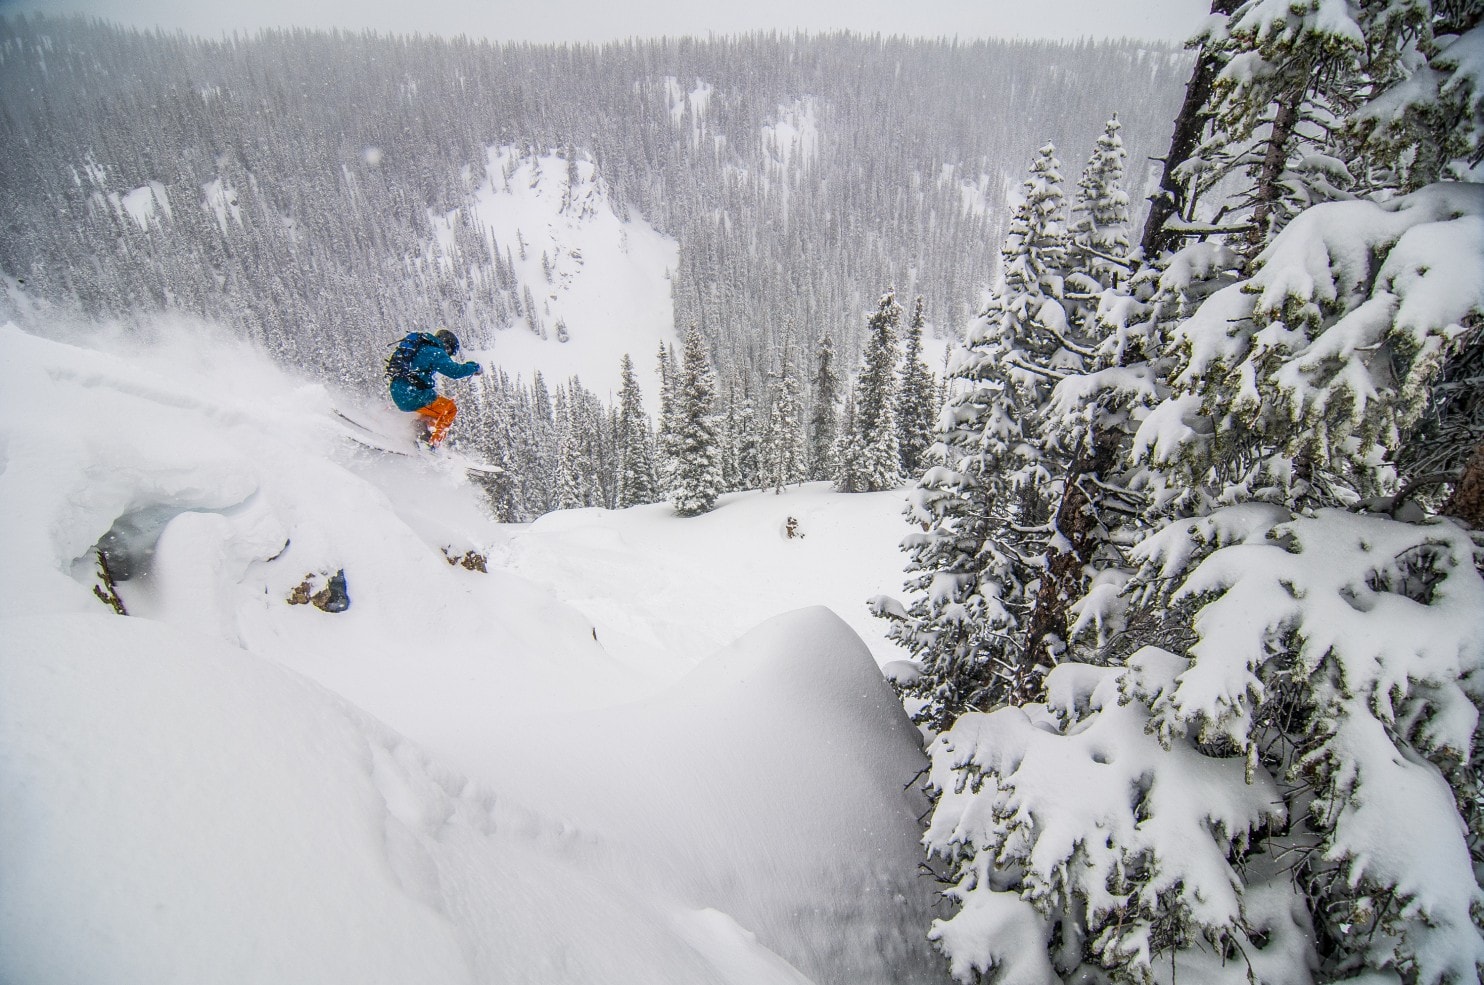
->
(665, 327), (723, 516)
(835, 290), (903, 493)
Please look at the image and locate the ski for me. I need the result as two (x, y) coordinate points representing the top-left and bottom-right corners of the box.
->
(333, 407), (502, 479)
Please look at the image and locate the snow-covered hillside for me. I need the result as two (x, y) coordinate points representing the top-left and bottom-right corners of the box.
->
(0, 316), (949, 985)
(432, 147), (681, 400)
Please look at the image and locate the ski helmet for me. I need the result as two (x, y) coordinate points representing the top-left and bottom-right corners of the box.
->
(435, 329), (459, 355)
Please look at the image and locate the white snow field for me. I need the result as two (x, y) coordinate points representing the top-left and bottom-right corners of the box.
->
(0, 317), (950, 985)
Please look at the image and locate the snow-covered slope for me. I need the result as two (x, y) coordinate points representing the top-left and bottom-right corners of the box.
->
(0, 317), (947, 985)
(435, 147), (680, 399)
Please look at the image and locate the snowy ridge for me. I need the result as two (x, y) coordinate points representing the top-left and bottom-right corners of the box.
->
(0, 317), (949, 984)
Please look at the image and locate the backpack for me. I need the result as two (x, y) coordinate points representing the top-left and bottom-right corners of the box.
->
(385, 332), (440, 388)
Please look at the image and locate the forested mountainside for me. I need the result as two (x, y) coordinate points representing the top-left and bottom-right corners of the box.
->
(0, 16), (1186, 394)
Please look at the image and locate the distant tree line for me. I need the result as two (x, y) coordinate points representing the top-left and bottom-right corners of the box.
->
(455, 286), (939, 521)
(0, 15), (1186, 510)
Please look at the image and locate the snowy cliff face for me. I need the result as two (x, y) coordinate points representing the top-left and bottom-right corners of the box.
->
(0, 318), (948, 985)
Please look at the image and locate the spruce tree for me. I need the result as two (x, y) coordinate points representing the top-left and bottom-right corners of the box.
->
(835, 289), (903, 493)
(965, 143), (1083, 681)
(917, 10), (1484, 984)
(655, 341), (679, 483)
(831, 390), (866, 493)
(807, 333), (841, 480)
(554, 387), (585, 511)
(730, 373), (762, 492)
(876, 307), (1034, 728)
(615, 353), (658, 508)
(528, 371), (559, 516)
(880, 146), (1082, 720)
(761, 341), (806, 494)
(1067, 114), (1131, 295)
(1176, 0), (1429, 262)
(665, 327), (723, 517)
(716, 387), (742, 493)
(895, 295), (938, 476)
(1140, 0), (1242, 260)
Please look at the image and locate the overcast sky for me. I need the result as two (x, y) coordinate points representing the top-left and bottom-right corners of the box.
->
(0, 0), (1211, 45)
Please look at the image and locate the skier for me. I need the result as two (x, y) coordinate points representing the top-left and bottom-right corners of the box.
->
(386, 329), (483, 448)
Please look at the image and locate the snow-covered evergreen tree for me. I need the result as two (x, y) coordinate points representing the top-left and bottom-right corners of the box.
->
(928, 504), (1484, 985)
(1067, 114), (1131, 295)
(730, 374), (763, 493)
(554, 387), (585, 511)
(916, 8), (1484, 983)
(665, 326), (724, 516)
(807, 333), (842, 480)
(615, 353), (658, 508)
(874, 307), (1033, 728)
(761, 342), (806, 494)
(1135, 182), (1484, 511)
(469, 370), (527, 522)
(992, 142), (1075, 391)
(832, 390), (868, 494)
(1006, 132), (1138, 670)
(716, 391), (742, 493)
(528, 371), (559, 516)
(1349, 11), (1484, 194)
(655, 340), (680, 484)
(879, 145), (1087, 721)
(1176, 0), (1430, 261)
(835, 290), (903, 493)
(895, 295), (938, 476)
(948, 144), (1084, 676)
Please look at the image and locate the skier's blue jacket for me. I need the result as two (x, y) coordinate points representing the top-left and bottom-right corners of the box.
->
(389, 339), (481, 412)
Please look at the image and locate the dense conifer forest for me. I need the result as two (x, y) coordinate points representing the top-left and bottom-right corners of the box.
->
(0, 21), (1183, 381)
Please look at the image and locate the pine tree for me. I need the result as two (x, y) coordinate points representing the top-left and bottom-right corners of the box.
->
(988, 123), (1142, 673)
(615, 353), (658, 508)
(835, 289), (902, 493)
(895, 295), (938, 476)
(567, 377), (610, 507)
(1348, 5), (1484, 193)
(917, 9), (1484, 983)
(831, 390), (867, 494)
(761, 341), (806, 494)
(1176, 0), (1423, 262)
(1135, 182), (1484, 511)
(528, 371), (559, 516)
(553, 387), (586, 511)
(730, 372), (762, 492)
(471, 371), (527, 522)
(716, 387), (742, 493)
(967, 143), (1086, 679)
(875, 308), (1035, 728)
(807, 332), (841, 480)
(1067, 114), (1131, 295)
(665, 326), (723, 517)
(1139, 0), (1241, 260)
(655, 340), (679, 483)
(879, 147), (1082, 720)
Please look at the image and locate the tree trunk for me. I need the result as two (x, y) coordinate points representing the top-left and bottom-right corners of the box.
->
(1246, 94), (1301, 259)
(1442, 440), (1484, 529)
(1138, 0), (1240, 261)
(1023, 428), (1121, 679)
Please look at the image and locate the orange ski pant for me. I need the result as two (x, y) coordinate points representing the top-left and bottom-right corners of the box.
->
(416, 396), (458, 447)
